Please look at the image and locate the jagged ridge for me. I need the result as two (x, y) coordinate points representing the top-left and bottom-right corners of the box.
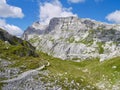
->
(23, 16), (120, 61)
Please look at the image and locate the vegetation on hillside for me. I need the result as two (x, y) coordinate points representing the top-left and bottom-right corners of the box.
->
(38, 52), (120, 89)
(0, 39), (120, 89)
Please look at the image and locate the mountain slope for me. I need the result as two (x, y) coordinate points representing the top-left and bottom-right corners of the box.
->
(0, 28), (37, 57)
(23, 17), (120, 61)
(1, 51), (119, 90)
(0, 28), (48, 89)
(0, 27), (120, 89)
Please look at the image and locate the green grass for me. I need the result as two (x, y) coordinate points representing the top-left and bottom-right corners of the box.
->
(38, 52), (120, 89)
(0, 38), (120, 89)
(97, 42), (104, 54)
(66, 36), (75, 43)
(0, 40), (45, 72)
(29, 36), (42, 43)
(0, 41), (45, 89)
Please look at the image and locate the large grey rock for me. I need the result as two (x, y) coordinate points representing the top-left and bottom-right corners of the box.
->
(23, 16), (120, 61)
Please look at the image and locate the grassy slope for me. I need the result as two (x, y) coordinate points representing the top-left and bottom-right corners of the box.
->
(39, 52), (120, 89)
(0, 40), (48, 89)
(0, 40), (120, 89)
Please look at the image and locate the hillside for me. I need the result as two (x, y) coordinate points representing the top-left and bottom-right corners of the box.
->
(0, 28), (48, 89)
(0, 28), (37, 57)
(0, 51), (120, 89)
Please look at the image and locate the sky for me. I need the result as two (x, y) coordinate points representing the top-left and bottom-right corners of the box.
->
(0, 0), (120, 36)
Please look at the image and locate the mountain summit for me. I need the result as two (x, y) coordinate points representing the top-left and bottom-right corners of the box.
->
(23, 17), (120, 61)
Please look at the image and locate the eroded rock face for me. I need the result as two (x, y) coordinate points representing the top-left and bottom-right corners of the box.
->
(23, 17), (120, 61)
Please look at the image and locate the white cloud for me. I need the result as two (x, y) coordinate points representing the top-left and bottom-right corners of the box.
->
(68, 0), (85, 3)
(0, 19), (23, 36)
(39, 0), (77, 25)
(106, 10), (120, 24)
(0, 0), (24, 37)
(0, 0), (24, 18)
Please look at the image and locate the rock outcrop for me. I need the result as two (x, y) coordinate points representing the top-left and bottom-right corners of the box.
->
(23, 16), (120, 61)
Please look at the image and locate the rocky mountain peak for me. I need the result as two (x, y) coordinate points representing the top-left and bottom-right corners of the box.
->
(31, 21), (48, 30)
(23, 17), (120, 61)
(44, 16), (117, 33)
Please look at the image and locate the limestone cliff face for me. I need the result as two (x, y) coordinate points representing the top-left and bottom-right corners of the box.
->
(23, 17), (120, 61)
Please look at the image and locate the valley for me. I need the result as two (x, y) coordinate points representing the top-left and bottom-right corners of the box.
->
(0, 17), (120, 90)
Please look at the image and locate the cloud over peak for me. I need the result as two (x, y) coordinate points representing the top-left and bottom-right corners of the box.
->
(39, 0), (77, 25)
(106, 10), (120, 24)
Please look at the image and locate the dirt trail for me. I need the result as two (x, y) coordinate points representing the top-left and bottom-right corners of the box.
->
(1, 62), (50, 83)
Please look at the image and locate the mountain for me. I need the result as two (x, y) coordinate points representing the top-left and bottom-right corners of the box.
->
(0, 18), (120, 90)
(0, 28), (37, 57)
(23, 16), (120, 61)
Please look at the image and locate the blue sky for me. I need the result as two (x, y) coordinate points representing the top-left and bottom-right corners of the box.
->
(0, 0), (120, 36)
